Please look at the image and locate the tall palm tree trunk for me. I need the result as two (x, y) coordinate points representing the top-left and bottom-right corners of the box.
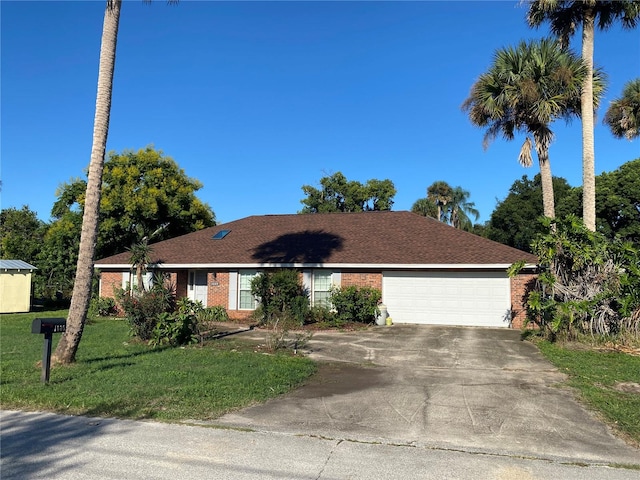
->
(582, 9), (597, 232)
(539, 156), (555, 219)
(53, 0), (122, 364)
(534, 133), (556, 219)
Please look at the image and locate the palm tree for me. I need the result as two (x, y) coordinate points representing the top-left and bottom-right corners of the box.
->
(604, 78), (640, 140)
(411, 198), (438, 219)
(53, 0), (122, 365)
(127, 223), (168, 292)
(462, 38), (602, 220)
(526, 0), (640, 231)
(127, 240), (153, 293)
(53, 1), (177, 365)
(426, 181), (453, 222)
(448, 187), (480, 231)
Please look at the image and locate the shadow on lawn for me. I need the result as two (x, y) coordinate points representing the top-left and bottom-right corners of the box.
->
(75, 326), (255, 366)
(78, 345), (172, 365)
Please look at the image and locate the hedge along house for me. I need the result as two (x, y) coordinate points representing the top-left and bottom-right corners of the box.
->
(0, 260), (38, 313)
(94, 211), (538, 328)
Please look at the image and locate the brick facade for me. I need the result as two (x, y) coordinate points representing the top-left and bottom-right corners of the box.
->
(207, 272), (230, 309)
(510, 273), (537, 329)
(99, 268), (535, 329)
(100, 271), (122, 298)
(341, 272), (382, 290)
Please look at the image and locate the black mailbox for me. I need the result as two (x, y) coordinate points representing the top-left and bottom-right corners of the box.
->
(31, 317), (67, 383)
(31, 318), (67, 334)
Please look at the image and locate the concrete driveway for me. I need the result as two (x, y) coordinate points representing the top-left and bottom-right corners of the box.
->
(216, 325), (640, 465)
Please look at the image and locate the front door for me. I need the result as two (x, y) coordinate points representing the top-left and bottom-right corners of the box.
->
(188, 270), (208, 306)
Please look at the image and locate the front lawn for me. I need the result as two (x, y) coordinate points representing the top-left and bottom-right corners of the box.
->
(0, 311), (316, 421)
(536, 340), (640, 446)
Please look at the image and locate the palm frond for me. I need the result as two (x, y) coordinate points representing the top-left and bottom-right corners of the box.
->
(518, 137), (534, 167)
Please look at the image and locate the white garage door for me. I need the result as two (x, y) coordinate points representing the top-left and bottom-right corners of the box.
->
(382, 271), (511, 328)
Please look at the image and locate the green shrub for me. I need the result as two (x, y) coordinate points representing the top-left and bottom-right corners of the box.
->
(330, 285), (381, 325)
(150, 312), (199, 347)
(198, 305), (229, 322)
(89, 296), (117, 317)
(306, 305), (336, 325)
(250, 270), (311, 351)
(251, 270), (309, 326)
(518, 215), (640, 343)
(115, 284), (175, 341)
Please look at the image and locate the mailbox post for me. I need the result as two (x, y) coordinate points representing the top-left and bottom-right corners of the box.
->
(31, 318), (66, 383)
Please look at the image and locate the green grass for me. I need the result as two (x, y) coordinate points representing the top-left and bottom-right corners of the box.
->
(536, 340), (640, 445)
(1, 311), (316, 421)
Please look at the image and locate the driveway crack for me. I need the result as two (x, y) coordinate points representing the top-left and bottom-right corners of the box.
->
(315, 439), (342, 480)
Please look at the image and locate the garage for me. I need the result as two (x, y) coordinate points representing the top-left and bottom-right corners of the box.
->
(382, 271), (511, 328)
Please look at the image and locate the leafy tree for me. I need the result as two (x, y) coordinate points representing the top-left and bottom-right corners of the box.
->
(485, 175), (573, 252)
(0, 206), (52, 298)
(0, 206), (46, 264)
(604, 79), (640, 140)
(299, 172), (396, 213)
(366, 178), (396, 211)
(36, 213), (82, 300)
(54, 147), (215, 259)
(527, 0), (640, 231)
(462, 38), (604, 220)
(546, 159), (640, 246)
(595, 158), (640, 245)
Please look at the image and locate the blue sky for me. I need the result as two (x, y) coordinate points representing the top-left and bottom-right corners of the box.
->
(2, 1), (639, 225)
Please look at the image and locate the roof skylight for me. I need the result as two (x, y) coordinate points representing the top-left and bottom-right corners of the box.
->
(212, 229), (231, 240)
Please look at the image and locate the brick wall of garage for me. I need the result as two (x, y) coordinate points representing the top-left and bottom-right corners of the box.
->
(341, 272), (382, 290)
(510, 273), (537, 329)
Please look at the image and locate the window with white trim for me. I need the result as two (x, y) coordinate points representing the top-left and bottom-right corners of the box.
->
(312, 270), (333, 307)
(238, 270), (259, 309)
(122, 270), (153, 292)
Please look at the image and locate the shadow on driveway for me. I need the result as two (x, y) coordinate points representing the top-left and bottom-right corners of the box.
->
(216, 324), (640, 465)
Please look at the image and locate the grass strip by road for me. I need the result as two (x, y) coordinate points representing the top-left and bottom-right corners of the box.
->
(1, 311), (316, 421)
(536, 340), (640, 446)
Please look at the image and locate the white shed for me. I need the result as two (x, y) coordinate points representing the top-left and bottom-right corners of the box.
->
(0, 260), (37, 313)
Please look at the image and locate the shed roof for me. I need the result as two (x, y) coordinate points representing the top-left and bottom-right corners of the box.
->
(95, 211), (537, 269)
(0, 260), (37, 271)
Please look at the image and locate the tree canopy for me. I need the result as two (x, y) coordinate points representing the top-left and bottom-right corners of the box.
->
(54, 146), (216, 258)
(526, 0), (640, 232)
(558, 158), (640, 245)
(0, 206), (46, 264)
(484, 160), (640, 252)
(484, 175), (573, 252)
(604, 79), (640, 140)
(462, 37), (604, 220)
(596, 158), (640, 244)
(412, 181), (479, 231)
(299, 172), (396, 213)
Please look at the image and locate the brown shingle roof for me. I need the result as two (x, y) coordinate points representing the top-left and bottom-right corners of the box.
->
(95, 211), (537, 268)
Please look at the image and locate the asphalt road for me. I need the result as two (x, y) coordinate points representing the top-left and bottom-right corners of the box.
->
(2, 409), (640, 480)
